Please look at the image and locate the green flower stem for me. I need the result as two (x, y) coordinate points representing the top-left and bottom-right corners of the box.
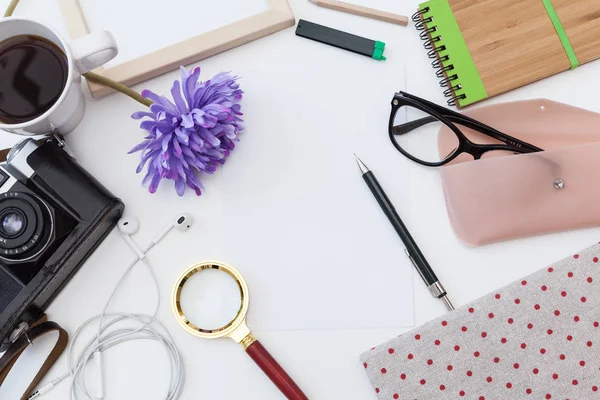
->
(83, 72), (152, 107)
(4, 0), (19, 17)
(4, 0), (152, 107)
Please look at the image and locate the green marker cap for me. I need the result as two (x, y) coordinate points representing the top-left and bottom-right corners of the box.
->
(372, 41), (387, 61)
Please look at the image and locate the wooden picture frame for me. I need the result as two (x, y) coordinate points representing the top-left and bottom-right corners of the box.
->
(59, 0), (295, 98)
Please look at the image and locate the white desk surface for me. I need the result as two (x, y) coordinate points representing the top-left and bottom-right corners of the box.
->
(2, 0), (600, 399)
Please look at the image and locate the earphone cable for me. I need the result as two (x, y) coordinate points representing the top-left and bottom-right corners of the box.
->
(29, 240), (185, 400)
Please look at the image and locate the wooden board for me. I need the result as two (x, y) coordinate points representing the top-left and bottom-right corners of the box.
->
(60, 0), (295, 98)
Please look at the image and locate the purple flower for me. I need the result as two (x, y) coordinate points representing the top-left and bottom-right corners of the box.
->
(130, 66), (244, 196)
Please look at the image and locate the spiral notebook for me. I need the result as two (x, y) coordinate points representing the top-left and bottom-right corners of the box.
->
(414, 0), (600, 108)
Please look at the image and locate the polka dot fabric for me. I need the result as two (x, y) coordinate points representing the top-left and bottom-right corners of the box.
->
(361, 244), (600, 399)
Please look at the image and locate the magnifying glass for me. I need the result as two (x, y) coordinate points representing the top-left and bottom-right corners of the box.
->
(172, 261), (308, 400)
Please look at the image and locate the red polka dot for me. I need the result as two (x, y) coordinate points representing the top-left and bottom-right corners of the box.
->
(488, 313), (495, 319)
(486, 376), (493, 383)
(582, 296), (587, 303)
(393, 394), (399, 399)
(548, 267), (554, 272)
(587, 341), (593, 347)
(552, 373), (559, 380)
(474, 351), (480, 357)
(415, 334), (421, 340)
(526, 388), (532, 394)
(507, 318), (514, 324)
(574, 316), (580, 322)
(533, 368), (539, 374)
(481, 332), (487, 338)
(568, 272), (574, 278)
(461, 326), (468, 332)
(593, 386), (598, 392)
(493, 357), (500, 363)
(514, 298), (521, 304)
(547, 329), (553, 335)
(468, 307), (475, 313)
(501, 337), (507, 343)
(495, 293), (501, 299)
(400, 373), (406, 380)
(375, 388), (379, 393)
(441, 320), (447, 326)
(541, 285), (548, 291)
(479, 397), (484, 400)
(560, 354), (566, 360)
(594, 257), (599, 263)
(381, 368), (387, 374)
(546, 394), (552, 399)
(439, 385), (445, 391)
(521, 343), (527, 349)
(527, 323), (533, 329)
(459, 391), (465, 397)
(506, 382), (512, 389)
(588, 277), (593, 283)
(454, 345), (460, 351)
(363, 362), (368, 368)
(407, 354), (414, 360)
(580, 360), (586, 366)
(435, 339), (441, 346)
(534, 304), (541, 310)
(561, 291), (567, 297)
(574, 254), (580, 259)
(388, 348), (394, 354)
(447, 365), (453, 371)
(595, 321), (599, 328)
(554, 310), (560, 316)
(521, 280), (527, 285)
(567, 335), (573, 341)
(513, 363), (519, 369)
(573, 380), (578, 385)
(420, 379), (426, 385)
(540, 348), (546, 354)
(427, 359), (433, 365)
(466, 370), (473, 377)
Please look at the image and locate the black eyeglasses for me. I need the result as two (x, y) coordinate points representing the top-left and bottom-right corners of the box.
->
(388, 92), (544, 167)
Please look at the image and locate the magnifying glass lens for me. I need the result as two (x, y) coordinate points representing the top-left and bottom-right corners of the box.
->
(179, 268), (243, 330)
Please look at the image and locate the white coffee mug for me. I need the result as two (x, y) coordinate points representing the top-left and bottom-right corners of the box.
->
(0, 18), (118, 136)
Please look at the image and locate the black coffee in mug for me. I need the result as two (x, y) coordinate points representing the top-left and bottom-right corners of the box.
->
(0, 34), (68, 124)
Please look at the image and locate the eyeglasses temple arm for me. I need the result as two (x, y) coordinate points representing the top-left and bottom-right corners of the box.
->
(393, 116), (543, 153)
(392, 116), (438, 135)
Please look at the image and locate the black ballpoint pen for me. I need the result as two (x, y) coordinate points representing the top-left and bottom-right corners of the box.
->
(355, 155), (454, 311)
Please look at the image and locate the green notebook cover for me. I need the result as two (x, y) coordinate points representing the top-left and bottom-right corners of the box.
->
(418, 0), (487, 107)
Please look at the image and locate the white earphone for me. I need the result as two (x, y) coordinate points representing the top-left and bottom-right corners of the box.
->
(30, 214), (193, 400)
(118, 213), (194, 259)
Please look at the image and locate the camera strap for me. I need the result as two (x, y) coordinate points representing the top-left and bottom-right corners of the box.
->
(0, 314), (68, 400)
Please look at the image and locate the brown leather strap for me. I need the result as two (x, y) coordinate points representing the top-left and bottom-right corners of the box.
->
(0, 315), (68, 400)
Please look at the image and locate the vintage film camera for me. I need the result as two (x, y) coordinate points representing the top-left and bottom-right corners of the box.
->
(0, 137), (123, 350)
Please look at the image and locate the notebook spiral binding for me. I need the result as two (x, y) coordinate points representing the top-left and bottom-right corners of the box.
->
(412, 8), (466, 107)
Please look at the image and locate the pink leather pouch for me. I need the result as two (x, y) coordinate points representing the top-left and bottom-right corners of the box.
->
(438, 100), (600, 246)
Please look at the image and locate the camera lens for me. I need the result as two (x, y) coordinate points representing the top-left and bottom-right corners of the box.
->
(0, 193), (52, 260)
(1, 210), (25, 236)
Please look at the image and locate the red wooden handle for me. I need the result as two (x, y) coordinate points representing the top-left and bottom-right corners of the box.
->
(245, 340), (308, 400)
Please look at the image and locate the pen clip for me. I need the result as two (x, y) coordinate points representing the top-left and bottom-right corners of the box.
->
(404, 248), (418, 269)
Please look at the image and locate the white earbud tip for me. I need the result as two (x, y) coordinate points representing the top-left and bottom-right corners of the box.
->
(174, 213), (194, 232)
(118, 217), (140, 235)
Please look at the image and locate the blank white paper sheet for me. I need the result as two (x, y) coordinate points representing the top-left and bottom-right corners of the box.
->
(214, 12), (415, 330)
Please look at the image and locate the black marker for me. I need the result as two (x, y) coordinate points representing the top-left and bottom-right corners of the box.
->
(355, 155), (454, 311)
(295, 19), (387, 61)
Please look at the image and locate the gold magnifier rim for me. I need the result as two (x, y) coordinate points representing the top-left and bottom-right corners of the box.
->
(172, 261), (249, 339)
